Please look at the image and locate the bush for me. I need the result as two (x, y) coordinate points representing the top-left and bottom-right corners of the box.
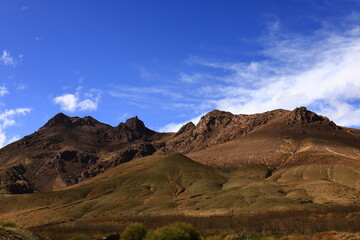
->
(72, 233), (89, 240)
(121, 223), (148, 240)
(145, 222), (200, 240)
(0, 221), (17, 228)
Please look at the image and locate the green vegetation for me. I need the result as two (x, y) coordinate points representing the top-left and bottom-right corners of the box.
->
(118, 222), (201, 240)
(0, 221), (17, 228)
(146, 222), (200, 240)
(122, 223), (148, 240)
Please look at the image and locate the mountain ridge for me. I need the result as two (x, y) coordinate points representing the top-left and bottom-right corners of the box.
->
(0, 107), (359, 193)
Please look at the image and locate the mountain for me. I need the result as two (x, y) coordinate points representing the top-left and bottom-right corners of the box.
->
(0, 107), (360, 229)
(1, 107), (360, 193)
(0, 113), (167, 192)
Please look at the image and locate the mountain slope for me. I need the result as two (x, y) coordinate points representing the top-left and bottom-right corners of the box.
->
(1, 153), (359, 228)
(0, 107), (360, 193)
(184, 107), (360, 174)
(0, 114), (168, 192)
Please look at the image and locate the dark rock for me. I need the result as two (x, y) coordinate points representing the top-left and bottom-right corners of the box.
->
(106, 233), (120, 240)
(43, 113), (73, 128)
(0, 165), (34, 194)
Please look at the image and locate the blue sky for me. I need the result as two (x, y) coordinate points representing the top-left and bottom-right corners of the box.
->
(1, 0), (360, 147)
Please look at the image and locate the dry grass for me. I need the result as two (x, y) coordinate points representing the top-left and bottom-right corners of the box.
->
(31, 206), (360, 240)
(312, 231), (360, 240)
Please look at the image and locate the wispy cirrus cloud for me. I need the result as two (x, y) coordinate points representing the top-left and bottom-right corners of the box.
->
(108, 85), (204, 110)
(0, 87), (31, 147)
(158, 17), (360, 131)
(190, 27), (360, 127)
(54, 87), (101, 112)
(0, 50), (17, 67)
(0, 108), (31, 147)
(16, 83), (27, 91)
(0, 86), (9, 96)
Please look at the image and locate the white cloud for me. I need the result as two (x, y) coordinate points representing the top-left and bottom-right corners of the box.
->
(159, 115), (202, 132)
(7, 135), (19, 144)
(178, 25), (360, 128)
(16, 83), (27, 91)
(0, 108), (31, 148)
(0, 50), (17, 67)
(118, 113), (130, 122)
(54, 88), (101, 112)
(157, 21), (360, 130)
(0, 86), (8, 96)
(54, 94), (77, 112)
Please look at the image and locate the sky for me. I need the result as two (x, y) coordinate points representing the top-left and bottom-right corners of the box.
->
(1, 0), (360, 148)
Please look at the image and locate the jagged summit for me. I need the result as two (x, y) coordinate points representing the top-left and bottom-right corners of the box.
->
(289, 106), (334, 125)
(42, 112), (101, 128)
(175, 122), (196, 136)
(115, 116), (156, 141)
(124, 116), (147, 131)
(43, 112), (73, 127)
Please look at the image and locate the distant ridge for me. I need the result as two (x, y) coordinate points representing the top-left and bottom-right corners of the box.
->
(0, 107), (359, 193)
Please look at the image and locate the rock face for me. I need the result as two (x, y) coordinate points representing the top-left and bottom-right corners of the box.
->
(115, 116), (155, 142)
(0, 165), (34, 194)
(0, 112), (167, 192)
(289, 106), (335, 125)
(0, 107), (357, 193)
(160, 107), (340, 154)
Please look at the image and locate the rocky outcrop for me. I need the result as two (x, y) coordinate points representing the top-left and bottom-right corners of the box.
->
(42, 113), (101, 128)
(160, 109), (283, 153)
(0, 165), (34, 194)
(288, 107), (336, 127)
(115, 116), (155, 142)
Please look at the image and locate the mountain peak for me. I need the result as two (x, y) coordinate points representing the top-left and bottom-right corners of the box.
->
(176, 122), (196, 136)
(196, 110), (234, 131)
(125, 116), (146, 132)
(42, 113), (102, 129)
(43, 112), (73, 128)
(290, 106), (327, 124)
(114, 116), (155, 141)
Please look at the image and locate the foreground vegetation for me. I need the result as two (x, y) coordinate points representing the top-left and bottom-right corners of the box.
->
(30, 206), (360, 240)
(0, 221), (17, 228)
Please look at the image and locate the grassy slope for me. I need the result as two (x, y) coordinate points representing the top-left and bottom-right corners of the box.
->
(0, 153), (359, 228)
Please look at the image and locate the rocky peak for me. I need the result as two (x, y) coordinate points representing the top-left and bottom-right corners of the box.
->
(42, 113), (101, 129)
(195, 110), (234, 133)
(71, 116), (100, 127)
(115, 116), (155, 141)
(290, 107), (325, 123)
(43, 113), (73, 128)
(125, 116), (146, 132)
(175, 122), (196, 136)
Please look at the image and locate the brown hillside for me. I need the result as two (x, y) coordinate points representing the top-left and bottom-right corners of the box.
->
(0, 107), (359, 193)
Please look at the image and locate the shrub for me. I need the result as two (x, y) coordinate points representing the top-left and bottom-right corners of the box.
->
(72, 233), (89, 240)
(145, 222), (200, 240)
(121, 223), (148, 240)
(0, 221), (17, 228)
